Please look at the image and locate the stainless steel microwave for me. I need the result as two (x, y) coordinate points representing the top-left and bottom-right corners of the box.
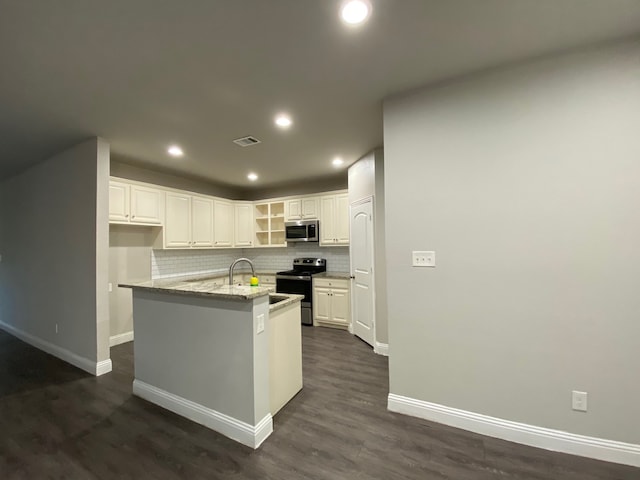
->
(285, 220), (319, 242)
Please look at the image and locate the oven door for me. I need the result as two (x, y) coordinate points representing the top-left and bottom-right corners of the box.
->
(276, 275), (312, 305)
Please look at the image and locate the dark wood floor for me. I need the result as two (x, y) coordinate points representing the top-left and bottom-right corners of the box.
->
(1, 327), (638, 479)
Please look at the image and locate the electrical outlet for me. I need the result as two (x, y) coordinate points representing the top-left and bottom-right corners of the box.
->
(412, 251), (436, 267)
(108, 283), (113, 292)
(256, 314), (265, 334)
(572, 390), (588, 412)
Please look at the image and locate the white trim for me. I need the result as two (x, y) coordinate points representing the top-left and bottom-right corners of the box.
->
(374, 342), (389, 356)
(387, 393), (640, 468)
(109, 330), (134, 347)
(96, 359), (113, 376)
(0, 320), (112, 376)
(133, 379), (273, 449)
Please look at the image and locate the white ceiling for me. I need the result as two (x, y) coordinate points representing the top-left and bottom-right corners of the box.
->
(2, 0), (640, 191)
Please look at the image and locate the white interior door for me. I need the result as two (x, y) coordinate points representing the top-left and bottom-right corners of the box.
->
(351, 198), (375, 347)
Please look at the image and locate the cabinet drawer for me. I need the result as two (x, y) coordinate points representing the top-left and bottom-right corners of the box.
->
(314, 277), (349, 289)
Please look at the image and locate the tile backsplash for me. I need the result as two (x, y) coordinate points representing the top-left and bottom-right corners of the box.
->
(151, 243), (350, 279)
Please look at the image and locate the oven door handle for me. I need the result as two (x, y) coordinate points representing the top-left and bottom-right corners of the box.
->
(276, 275), (312, 281)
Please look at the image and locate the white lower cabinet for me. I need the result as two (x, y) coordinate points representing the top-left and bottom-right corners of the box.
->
(313, 277), (350, 329)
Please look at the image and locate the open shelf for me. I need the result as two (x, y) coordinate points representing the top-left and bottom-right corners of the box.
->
(253, 201), (286, 247)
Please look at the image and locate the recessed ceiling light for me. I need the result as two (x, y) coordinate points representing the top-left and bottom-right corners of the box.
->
(332, 157), (345, 167)
(340, 0), (371, 25)
(247, 172), (258, 181)
(167, 145), (184, 157)
(275, 114), (292, 129)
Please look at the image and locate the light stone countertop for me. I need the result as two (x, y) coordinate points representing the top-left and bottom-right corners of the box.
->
(119, 277), (272, 301)
(119, 273), (305, 308)
(269, 293), (304, 314)
(314, 272), (352, 280)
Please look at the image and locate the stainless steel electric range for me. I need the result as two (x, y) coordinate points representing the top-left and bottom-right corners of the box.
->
(276, 258), (327, 326)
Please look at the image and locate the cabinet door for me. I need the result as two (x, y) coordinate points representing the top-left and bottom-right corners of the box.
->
(285, 199), (302, 221)
(331, 287), (351, 325)
(314, 287), (332, 323)
(335, 193), (350, 245)
(109, 181), (130, 222)
(319, 195), (336, 245)
(165, 192), (192, 248)
(234, 203), (253, 247)
(130, 185), (162, 224)
(191, 196), (214, 247)
(301, 197), (319, 219)
(214, 200), (234, 247)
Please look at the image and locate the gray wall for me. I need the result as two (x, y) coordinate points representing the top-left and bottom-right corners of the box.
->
(133, 290), (270, 426)
(383, 40), (640, 444)
(242, 174), (348, 201)
(0, 138), (110, 368)
(111, 159), (240, 200)
(112, 157), (347, 204)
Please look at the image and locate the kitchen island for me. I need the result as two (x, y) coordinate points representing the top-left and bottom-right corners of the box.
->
(120, 276), (303, 449)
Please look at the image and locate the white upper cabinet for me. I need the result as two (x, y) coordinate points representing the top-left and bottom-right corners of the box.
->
(285, 196), (319, 221)
(165, 192), (192, 248)
(320, 193), (349, 246)
(109, 177), (349, 250)
(214, 199), (234, 247)
(234, 202), (254, 247)
(130, 185), (163, 224)
(109, 181), (130, 222)
(191, 196), (214, 248)
(109, 180), (163, 225)
(164, 193), (214, 249)
(335, 193), (350, 244)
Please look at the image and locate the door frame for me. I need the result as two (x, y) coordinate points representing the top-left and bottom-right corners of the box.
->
(349, 196), (376, 348)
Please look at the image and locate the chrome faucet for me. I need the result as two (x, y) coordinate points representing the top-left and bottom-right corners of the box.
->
(228, 258), (256, 286)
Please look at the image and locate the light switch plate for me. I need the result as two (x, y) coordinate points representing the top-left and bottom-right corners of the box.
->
(256, 314), (265, 334)
(108, 283), (113, 292)
(572, 390), (588, 412)
(412, 251), (436, 267)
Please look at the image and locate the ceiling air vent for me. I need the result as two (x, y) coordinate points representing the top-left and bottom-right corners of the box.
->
(233, 135), (261, 147)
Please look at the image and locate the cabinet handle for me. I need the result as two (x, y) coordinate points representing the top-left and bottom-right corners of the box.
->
(125, 214), (129, 218)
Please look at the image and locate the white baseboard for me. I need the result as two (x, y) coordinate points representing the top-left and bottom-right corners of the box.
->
(96, 359), (113, 376)
(388, 393), (640, 468)
(0, 320), (112, 377)
(374, 341), (389, 356)
(109, 330), (134, 347)
(133, 379), (273, 449)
